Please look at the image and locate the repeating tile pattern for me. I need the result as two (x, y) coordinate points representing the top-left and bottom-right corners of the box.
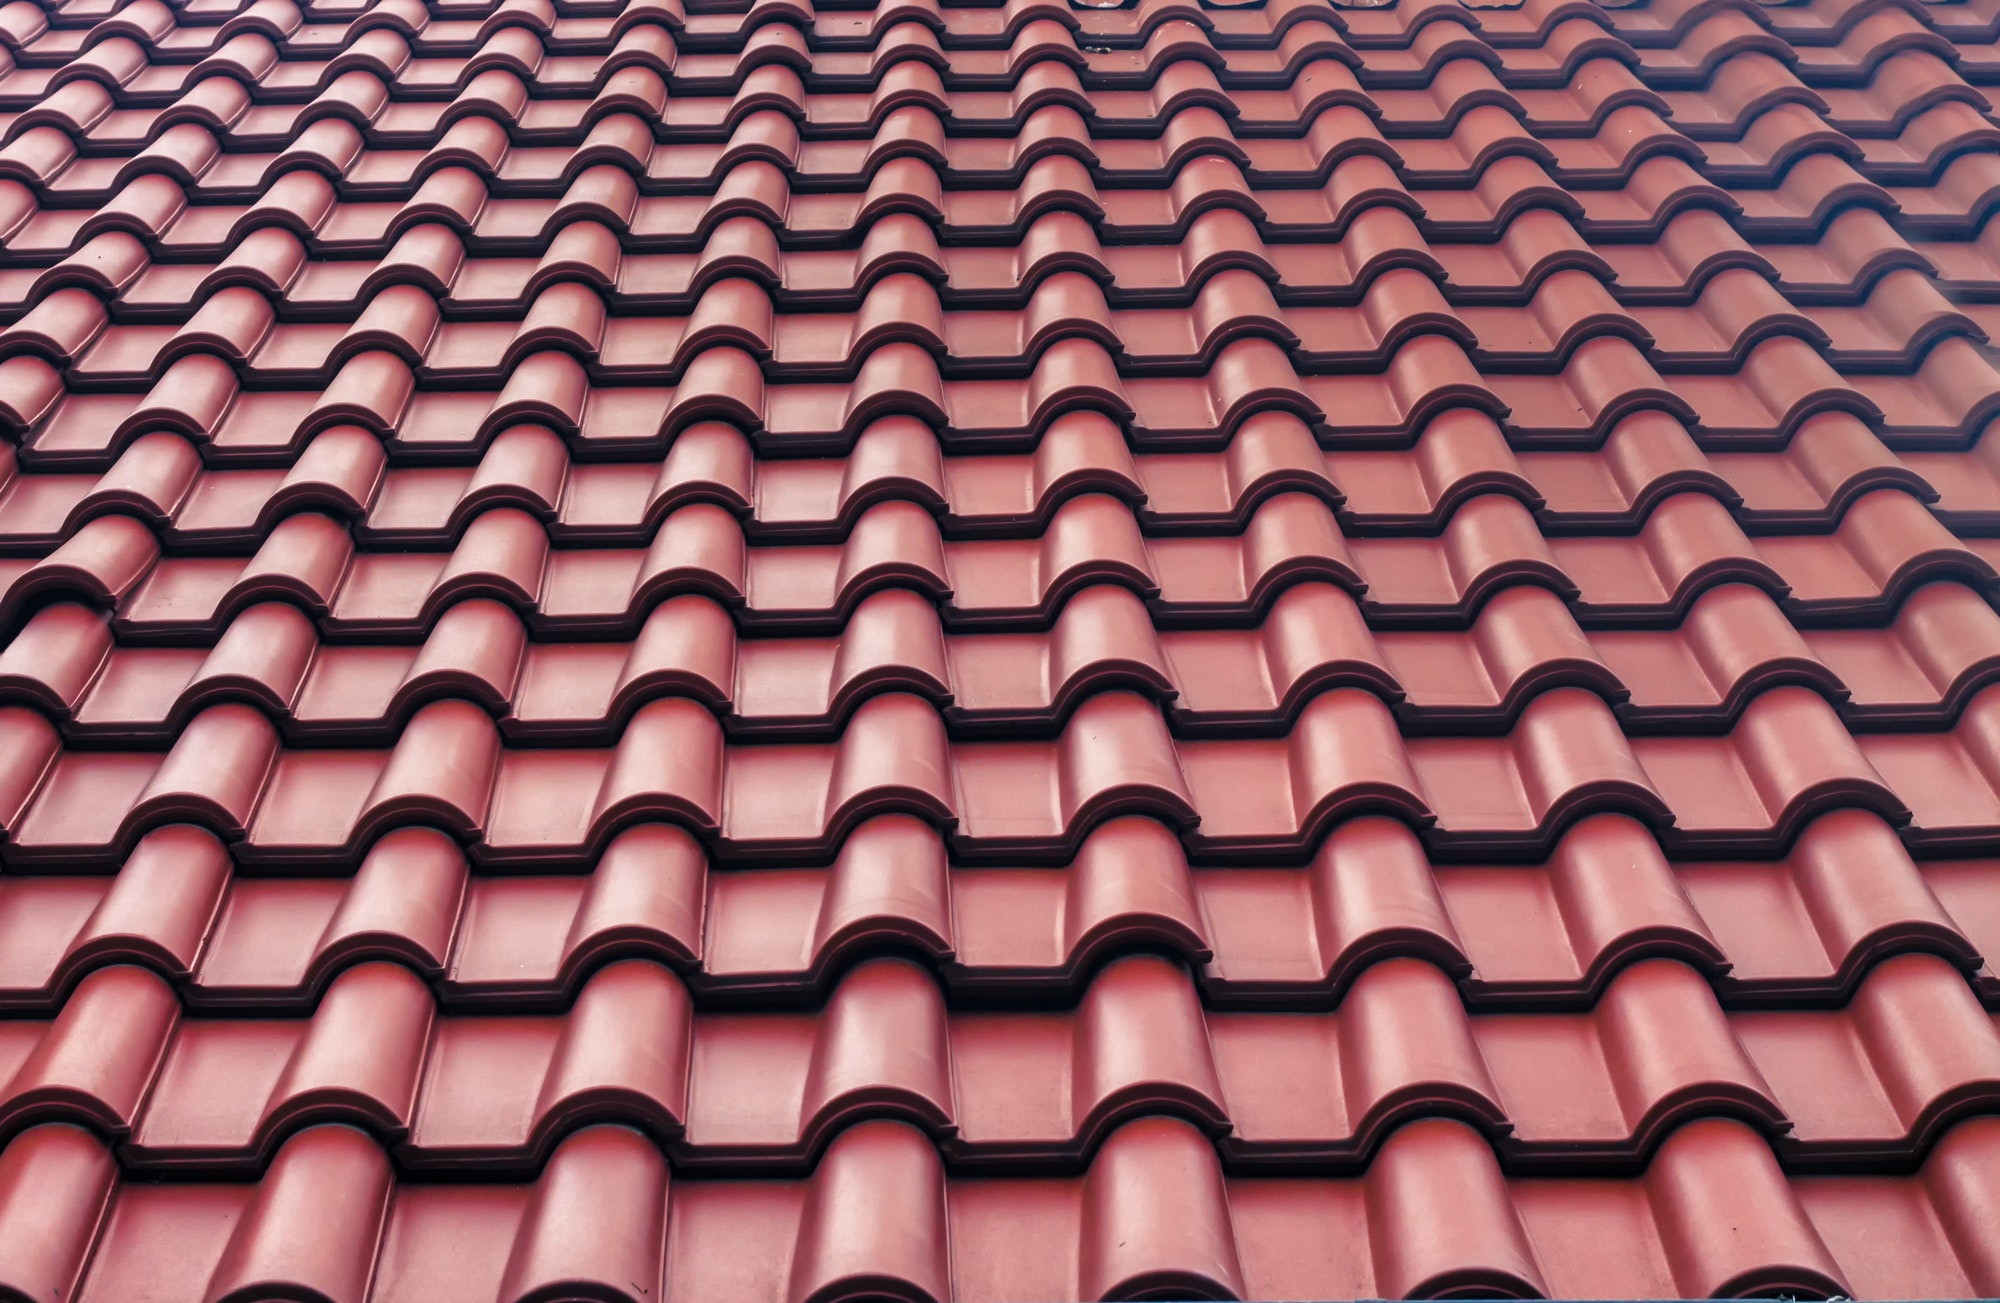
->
(2, 0), (2000, 1294)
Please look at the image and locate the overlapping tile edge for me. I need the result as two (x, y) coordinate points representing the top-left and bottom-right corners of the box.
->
(5, 0), (2000, 1296)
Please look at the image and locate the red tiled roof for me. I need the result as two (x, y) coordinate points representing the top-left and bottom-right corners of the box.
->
(3, 0), (2000, 1295)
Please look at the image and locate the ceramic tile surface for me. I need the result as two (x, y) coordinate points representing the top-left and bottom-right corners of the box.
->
(2, 0), (2000, 1294)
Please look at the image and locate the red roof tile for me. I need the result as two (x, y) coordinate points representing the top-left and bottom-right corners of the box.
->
(3, 0), (2000, 1295)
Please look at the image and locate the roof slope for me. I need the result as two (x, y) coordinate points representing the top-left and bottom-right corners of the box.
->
(1, 0), (1999, 1295)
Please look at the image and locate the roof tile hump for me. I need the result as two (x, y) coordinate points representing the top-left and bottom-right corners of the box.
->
(3, 0), (2000, 1293)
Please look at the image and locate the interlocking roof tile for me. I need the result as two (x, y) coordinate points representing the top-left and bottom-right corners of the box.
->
(4, 0), (2000, 1294)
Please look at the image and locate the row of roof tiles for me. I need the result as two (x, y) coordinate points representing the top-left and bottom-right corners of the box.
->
(6, 106), (1997, 199)
(40, 38), (1983, 114)
(5, 51), (1991, 144)
(15, 578), (2000, 741)
(4, 485), (1987, 631)
(9, 0), (1990, 66)
(14, 267), (1995, 382)
(21, 17), (1997, 88)
(8, 678), (2000, 862)
(11, 210), (1984, 325)
(5, 0), (1758, 53)
(12, 334), (2000, 459)
(11, 209), (1986, 319)
(5, 409), (1976, 542)
(12, 152), (2000, 260)
(17, 0), (1993, 39)
(4, 60), (1992, 153)
(3, 944), (1999, 1173)
(31, 0), (2000, 32)
(50, 22), (1995, 107)
(0, 809), (1987, 1011)
(5, 1114), (1999, 1301)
